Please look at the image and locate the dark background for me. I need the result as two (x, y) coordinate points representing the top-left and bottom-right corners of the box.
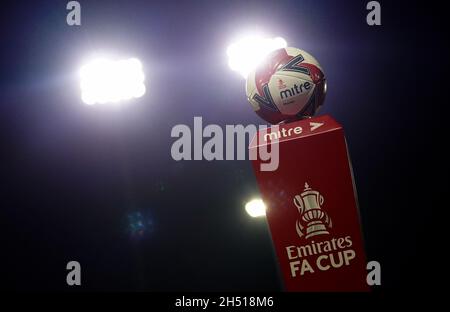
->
(0, 0), (447, 291)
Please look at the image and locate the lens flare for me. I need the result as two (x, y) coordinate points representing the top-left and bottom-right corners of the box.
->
(227, 35), (287, 78)
(245, 198), (267, 218)
(79, 57), (146, 105)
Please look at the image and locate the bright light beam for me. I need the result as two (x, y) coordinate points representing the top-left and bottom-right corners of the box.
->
(226, 35), (287, 78)
(79, 57), (146, 105)
(245, 198), (267, 218)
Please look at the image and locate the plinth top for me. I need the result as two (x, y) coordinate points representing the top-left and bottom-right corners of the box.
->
(249, 114), (342, 149)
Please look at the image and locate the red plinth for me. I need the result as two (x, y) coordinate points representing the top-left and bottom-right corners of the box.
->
(250, 115), (369, 292)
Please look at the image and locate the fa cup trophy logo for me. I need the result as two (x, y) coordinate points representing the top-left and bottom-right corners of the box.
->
(294, 182), (332, 239)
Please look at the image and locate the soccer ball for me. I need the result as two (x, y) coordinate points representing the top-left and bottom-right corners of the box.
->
(246, 47), (326, 124)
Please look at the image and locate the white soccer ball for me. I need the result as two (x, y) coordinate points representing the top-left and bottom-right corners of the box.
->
(246, 47), (326, 124)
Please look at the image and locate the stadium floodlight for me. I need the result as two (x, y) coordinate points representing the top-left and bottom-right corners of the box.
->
(226, 35), (287, 78)
(79, 57), (146, 105)
(245, 198), (267, 218)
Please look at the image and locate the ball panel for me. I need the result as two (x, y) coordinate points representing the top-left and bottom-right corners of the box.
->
(254, 48), (291, 96)
(268, 72), (315, 115)
(255, 106), (293, 125)
(285, 47), (324, 72)
(246, 87), (261, 111)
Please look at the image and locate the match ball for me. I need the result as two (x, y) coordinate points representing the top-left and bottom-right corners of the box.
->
(246, 47), (326, 124)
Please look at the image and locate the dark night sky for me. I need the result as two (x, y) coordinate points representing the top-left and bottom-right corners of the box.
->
(0, 0), (447, 291)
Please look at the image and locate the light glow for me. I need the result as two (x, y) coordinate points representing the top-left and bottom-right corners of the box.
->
(245, 198), (267, 218)
(227, 35), (287, 78)
(79, 57), (146, 105)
